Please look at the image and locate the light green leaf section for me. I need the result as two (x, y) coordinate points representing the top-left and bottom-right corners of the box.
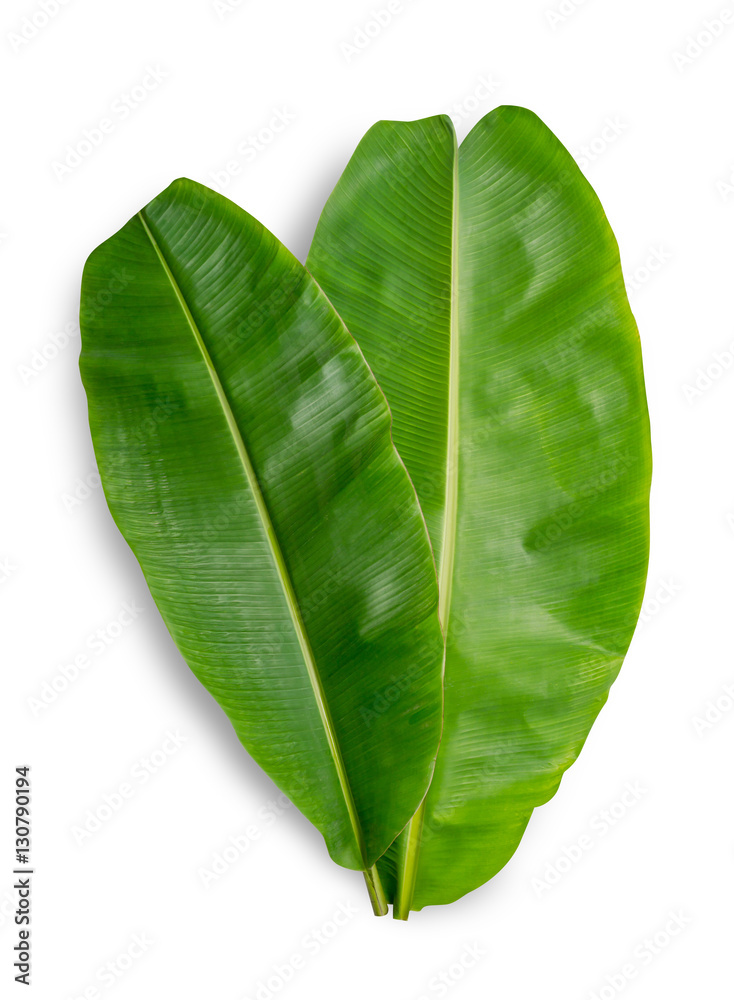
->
(307, 106), (652, 911)
(79, 178), (445, 888)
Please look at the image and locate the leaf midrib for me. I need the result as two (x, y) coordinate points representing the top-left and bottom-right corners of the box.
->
(395, 127), (461, 914)
(439, 128), (461, 633)
(137, 211), (371, 869)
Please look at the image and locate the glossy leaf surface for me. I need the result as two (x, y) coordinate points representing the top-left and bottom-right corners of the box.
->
(79, 179), (445, 884)
(308, 107), (652, 911)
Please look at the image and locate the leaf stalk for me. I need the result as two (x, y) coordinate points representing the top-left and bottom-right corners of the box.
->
(363, 865), (388, 916)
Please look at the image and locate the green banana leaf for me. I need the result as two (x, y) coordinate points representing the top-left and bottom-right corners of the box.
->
(79, 178), (445, 913)
(307, 106), (652, 915)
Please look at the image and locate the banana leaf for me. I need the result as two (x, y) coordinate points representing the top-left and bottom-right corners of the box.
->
(79, 178), (445, 913)
(307, 106), (652, 915)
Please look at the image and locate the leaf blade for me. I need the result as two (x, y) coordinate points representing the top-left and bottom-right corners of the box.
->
(307, 107), (652, 908)
(80, 178), (445, 873)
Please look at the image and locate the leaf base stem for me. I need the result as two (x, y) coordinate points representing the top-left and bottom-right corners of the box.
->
(363, 865), (388, 916)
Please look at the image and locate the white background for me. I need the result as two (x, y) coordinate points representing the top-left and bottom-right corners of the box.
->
(2, 0), (733, 997)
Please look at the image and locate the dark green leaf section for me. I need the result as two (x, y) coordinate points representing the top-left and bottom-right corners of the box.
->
(307, 107), (651, 908)
(80, 179), (444, 872)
